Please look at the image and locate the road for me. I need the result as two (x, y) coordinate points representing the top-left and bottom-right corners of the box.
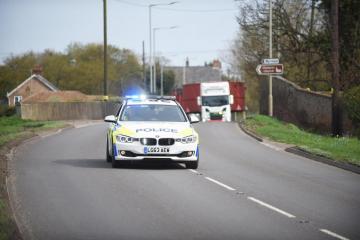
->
(8, 122), (360, 240)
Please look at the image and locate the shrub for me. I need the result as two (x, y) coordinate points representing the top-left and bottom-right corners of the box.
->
(0, 105), (16, 117)
(344, 86), (360, 137)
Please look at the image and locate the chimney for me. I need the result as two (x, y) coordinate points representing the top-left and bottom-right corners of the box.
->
(185, 57), (189, 67)
(31, 64), (43, 75)
(212, 59), (222, 69)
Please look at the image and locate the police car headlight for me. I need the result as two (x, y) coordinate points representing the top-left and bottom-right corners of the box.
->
(177, 135), (197, 144)
(116, 135), (135, 143)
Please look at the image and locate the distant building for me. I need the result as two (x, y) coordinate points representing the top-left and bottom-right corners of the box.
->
(6, 66), (59, 106)
(164, 59), (222, 88)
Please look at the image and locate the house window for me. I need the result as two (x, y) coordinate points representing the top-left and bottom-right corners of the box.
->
(14, 96), (22, 104)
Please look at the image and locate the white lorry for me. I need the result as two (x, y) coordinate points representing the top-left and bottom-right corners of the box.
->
(197, 82), (234, 122)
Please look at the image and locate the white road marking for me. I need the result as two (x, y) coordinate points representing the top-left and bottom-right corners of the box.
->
(41, 129), (63, 138)
(205, 177), (236, 191)
(247, 196), (296, 218)
(320, 229), (350, 240)
(189, 169), (199, 174)
(261, 142), (282, 151)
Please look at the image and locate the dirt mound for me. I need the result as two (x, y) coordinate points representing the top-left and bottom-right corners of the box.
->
(23, 91), (95, 103)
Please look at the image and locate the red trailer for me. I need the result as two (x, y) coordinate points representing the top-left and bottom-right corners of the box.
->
(229, 81), (246, 112)
(173, 81), (245, 115)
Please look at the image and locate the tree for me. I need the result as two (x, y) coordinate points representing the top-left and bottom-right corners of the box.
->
(0, 43), (143, 99)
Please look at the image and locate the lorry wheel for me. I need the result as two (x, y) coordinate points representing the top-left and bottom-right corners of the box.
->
(185, 160), (199, 169)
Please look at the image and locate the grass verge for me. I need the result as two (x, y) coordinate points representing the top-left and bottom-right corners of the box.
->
(244, 114), (360, 166)
(0, 116), (67, 240)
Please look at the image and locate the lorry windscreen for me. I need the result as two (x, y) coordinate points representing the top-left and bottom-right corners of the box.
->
(202, 95), (229, 107)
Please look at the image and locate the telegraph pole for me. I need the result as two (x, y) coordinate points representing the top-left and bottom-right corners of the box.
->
(142, 41), (146, 90)
(103, 0), (108, 96)
(268, 0), (273, 116)
(331, 0), (342, 136)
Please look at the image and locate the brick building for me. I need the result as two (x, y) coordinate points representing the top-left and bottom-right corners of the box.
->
(7, 69), (58, 106)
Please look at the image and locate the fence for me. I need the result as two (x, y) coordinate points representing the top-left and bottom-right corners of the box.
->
(260, 76), (352, 133)
(21, 101), (120, 120)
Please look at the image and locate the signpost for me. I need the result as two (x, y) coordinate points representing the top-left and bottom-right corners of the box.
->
(262, 58), (279, 64)
(256, 64), (283, 75)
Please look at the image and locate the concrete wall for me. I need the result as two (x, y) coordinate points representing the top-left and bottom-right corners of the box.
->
(21, 101), (120, 120)
(260, 76), (352, 133)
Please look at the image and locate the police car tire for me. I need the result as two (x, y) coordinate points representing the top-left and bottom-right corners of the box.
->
(106, 138), (112, 162)
(111, 157), (118, 168)
(186, 160), (199, 169)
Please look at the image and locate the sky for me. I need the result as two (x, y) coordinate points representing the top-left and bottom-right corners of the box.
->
(0, 0), (241, 70)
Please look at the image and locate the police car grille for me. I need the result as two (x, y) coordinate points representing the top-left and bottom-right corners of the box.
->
(158, 138), (175, 146)
(140, 138), (157, 146)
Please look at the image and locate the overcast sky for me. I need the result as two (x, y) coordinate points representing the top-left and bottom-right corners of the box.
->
(0, 0), (240, 69)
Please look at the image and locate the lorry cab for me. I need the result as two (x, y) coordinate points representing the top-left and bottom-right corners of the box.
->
(197, 82), (233, 122)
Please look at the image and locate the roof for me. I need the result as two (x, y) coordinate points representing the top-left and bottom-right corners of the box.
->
(164, 66), (222, 87)
(7, 74), (59, 97)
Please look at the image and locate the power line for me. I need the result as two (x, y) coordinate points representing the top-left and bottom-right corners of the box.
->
(112, 0), (237, 13)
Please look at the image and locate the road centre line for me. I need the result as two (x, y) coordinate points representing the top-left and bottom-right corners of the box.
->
(188, 169), (199, 174)
(320, 229), (350, 240)
(247, 197), (296, 218)
(205, 177), (236, 191)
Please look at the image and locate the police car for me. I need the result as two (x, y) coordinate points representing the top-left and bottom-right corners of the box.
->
(104, 96), (200, 169)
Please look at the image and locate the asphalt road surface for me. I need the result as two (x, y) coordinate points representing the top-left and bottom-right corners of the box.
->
(8, 122), (360, 240)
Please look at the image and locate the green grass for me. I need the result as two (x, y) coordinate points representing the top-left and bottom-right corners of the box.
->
(0, 116), (66, 146)
(244, 114), (360, 166)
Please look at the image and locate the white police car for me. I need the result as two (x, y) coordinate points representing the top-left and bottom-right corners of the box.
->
(105, 96), (200, 169)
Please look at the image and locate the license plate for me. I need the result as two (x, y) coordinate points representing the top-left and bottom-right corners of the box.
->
(144, 147), (170, 154)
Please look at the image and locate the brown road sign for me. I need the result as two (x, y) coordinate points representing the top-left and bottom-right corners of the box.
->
(256, 64), (284, 75)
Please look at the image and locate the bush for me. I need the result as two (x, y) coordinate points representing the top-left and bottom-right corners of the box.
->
(344, 86), (360, 122)
(344, 86), (360, 137)
(0, 105), (16, 117)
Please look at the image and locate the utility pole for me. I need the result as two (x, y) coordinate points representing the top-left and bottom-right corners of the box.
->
(268, 0), (273, 116)
(142, 41), (146, 91)
(160, 63), (164, 96)
(331, 0), (342, 136)
(307, 0), (315, 82)
(153, 28), (157, 94)
(149, 5), (153, 93)
(103, 0), (108, 96)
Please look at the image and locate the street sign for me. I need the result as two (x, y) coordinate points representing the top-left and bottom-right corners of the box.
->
(256, 64), (284, 75)
(262, 58), (279, 64)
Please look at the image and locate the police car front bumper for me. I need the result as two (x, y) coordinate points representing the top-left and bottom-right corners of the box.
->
(113, 142), (199, 162)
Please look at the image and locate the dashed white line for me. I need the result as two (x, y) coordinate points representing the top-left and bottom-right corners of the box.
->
(247, 196), (296, 218)
(189, 169), (199, 174)
(320, 229), (350, 240)
(205, 177), (236, 191)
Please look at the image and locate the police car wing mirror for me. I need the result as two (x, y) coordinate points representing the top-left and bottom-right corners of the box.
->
(188, 114), (200, 124)
(104, 115), (117, 123)
(229, 95), (234, 105)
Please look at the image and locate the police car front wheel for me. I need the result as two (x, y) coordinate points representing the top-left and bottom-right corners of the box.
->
(185, 159), (199, 169)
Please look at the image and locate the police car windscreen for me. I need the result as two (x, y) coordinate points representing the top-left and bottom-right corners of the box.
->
(120, 104), (187, 122)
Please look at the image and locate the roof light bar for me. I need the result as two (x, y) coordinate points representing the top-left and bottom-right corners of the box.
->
(124, 95), (176, 100)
